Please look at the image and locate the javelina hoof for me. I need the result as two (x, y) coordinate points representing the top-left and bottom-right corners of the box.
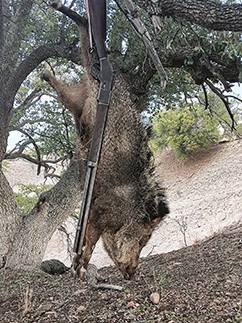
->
(71, 265), (87, 279)
(41, 70), (52, 82)
(71, 254), (86, 279)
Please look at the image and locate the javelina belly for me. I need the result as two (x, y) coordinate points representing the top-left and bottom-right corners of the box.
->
(43, 2), (169, 280)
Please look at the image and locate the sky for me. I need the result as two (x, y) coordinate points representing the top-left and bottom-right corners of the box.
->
(7, 131), (23, 150)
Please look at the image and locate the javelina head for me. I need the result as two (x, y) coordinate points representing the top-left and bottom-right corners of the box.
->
(102, 217), (162, 280)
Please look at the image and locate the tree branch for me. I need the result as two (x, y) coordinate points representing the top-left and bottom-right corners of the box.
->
(0, 0), (3, 89)
(6, 139), (33, 156)
(202, 83), (209, 110)
(20, 88), (42, 109)
(125, 46), (240, 97)
(3, 0), (34, 76)
(133, 0), (242, 32)
(4, 145), (67, 179)
(4, 129), (42, 174)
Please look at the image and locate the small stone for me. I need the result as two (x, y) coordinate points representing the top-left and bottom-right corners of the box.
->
(40, 259), (70, 275)
(127, 301), (139, 307)
(45, 311), (57, 316)
(150, 292), (160, 304)
(73, 289), (86, 296)
(125, 314), (136, 320)
(127, 301), (135, 307)
(76, 305), (86, 313)
(101, 293), (109, 301)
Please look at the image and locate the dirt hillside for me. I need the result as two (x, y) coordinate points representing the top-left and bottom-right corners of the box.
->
(5, 140), (242, 267)
(44, 140), (242, 267)
(1, 140), (242, 322)
(1, 222), (241, 322)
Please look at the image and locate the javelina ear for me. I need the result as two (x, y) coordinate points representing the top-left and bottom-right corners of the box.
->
(144, 217), (162, 229)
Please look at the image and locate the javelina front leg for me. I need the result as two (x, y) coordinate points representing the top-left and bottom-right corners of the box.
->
(71, 218), (102, 279)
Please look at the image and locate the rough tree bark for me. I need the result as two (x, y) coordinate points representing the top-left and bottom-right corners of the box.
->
(4, 159), (83, 270)
(0, 43), (85, 270)
(133, 0), (242, 32)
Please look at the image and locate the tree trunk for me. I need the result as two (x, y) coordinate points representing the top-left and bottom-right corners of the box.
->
(0, 170), (22, 269)
(0, 2), (87, 271)
(0, 92), (85, 271)
(4, 158), (84, 270)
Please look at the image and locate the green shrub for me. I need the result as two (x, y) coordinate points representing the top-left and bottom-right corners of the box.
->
(152, 106), (221, 160)
(15, 183), (53, 215)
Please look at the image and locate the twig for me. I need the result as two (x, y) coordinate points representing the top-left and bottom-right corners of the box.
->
(87, 281), (123, 291)
(184, 291), (195, 302)
(23, 285), (33, 316)
(146, 245), (157, 257)
(54, 299), (71, 310)
(173, 214), (188, 247)
(229, 223), (242, 231)
(85, 264), (123, 291)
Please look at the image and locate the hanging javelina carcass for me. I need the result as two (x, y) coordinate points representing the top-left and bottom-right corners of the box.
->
(42, 2), (169, 280)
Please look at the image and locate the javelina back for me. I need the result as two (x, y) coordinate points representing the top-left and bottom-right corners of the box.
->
(43, 2), (169, 280)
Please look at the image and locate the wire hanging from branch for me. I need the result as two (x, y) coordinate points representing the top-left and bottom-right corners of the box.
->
(118, 0), (167, 89)
(205, 79), (236, 131)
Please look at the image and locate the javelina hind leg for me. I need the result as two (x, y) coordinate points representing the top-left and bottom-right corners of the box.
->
(72, 214), (102, 279)
(41, 70), (62, 96)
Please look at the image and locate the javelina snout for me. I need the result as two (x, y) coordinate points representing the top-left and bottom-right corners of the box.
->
(102, 217), (163, 280)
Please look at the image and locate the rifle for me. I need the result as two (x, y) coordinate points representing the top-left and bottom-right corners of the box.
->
(73, 0), (113, 255)
(73, 56), (113, 254)
(50, 0), (112, 258)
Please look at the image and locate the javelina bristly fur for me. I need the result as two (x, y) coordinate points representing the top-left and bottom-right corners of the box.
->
(42, 2), (169, 280)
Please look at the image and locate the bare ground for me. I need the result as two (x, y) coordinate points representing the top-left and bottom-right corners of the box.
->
(0, 224), (241, 322)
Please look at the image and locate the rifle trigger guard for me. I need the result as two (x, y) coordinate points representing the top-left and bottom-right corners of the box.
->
(90, 62), (100, 81)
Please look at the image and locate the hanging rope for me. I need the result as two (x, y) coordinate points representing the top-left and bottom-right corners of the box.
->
(86, 0), (93, 51)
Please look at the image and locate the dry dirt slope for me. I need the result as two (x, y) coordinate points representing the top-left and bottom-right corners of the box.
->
(4, 140), (242, 268)
(42, 140), (242, 268)
(0, 223), (241, 322)
(0, 140), (241, 322)
(146, 140), (242, 254)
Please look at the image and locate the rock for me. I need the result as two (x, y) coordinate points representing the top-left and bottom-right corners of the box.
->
(150, 292), (160, 304)
(101, 293), (110, 301)
(76, 305), (86, 313)
(73, 289), (86, 296)
(124, 313), (136, 320)
(127, 301), (135, 307)
(127, 301), (139, 307)
(40, 259), (70, 275)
